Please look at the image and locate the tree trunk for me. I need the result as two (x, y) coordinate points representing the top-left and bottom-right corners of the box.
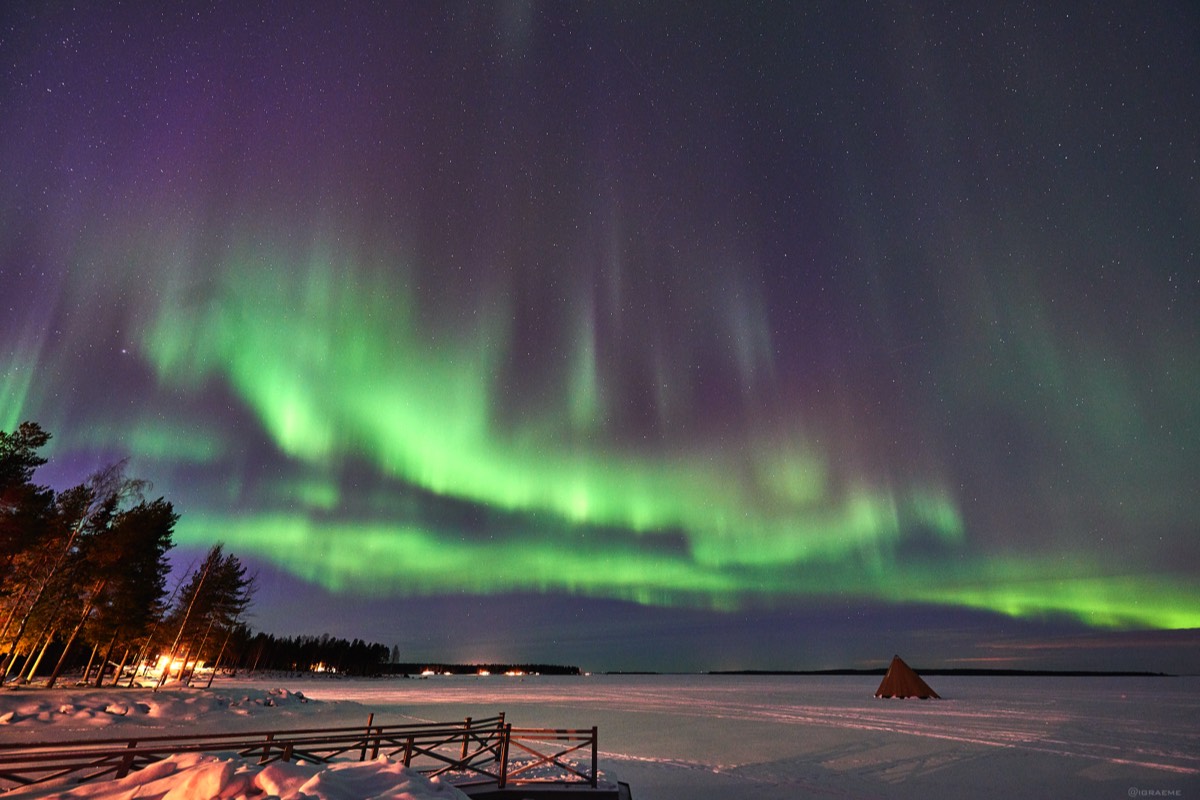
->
(127, 642), (149, 687)
(23, 629), (56, 683)
(1, 645), (22, 681)
(46, 584), (101, 689)
(44, 626), (79, 688)
(173, 644), (191, 686)
(110, 646), (131, 688)
(44, 627), (79, 688)
(95, 632), (119, 687)
(0, 645), (24, 684)
(156, 557), (213, 690)
(82, 641), (100, 684)
(130, 572), (183, 688)
(18, 624), (53, 682)
(5, 520), (88, 678)
(185, 615), (217, 683)
(0, 579), (38, 667)
(204, 623), (236, 688)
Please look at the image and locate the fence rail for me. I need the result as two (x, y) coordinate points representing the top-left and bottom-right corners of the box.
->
(0, 713), (602, 793)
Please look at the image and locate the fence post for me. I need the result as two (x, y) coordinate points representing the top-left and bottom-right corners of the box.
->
(461, 716), (472, 762)
(116, 740), (138, 778)
(493, 713), (505, 764)
(260, 733), (274, 764)
(361, 713), (374, 761)
(591, 726), (598, 788)
(498, 723), (511, 789)
(403, 736), (414, 767)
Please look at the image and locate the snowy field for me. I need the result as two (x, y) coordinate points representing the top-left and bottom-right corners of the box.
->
(1, 673), (1198, 799)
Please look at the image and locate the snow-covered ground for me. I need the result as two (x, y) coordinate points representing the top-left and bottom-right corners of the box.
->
(2, 673), (1198, 799)
(0, 686), (469, 800)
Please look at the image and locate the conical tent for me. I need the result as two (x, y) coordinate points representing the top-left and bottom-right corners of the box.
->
(875, 655), (940, 699)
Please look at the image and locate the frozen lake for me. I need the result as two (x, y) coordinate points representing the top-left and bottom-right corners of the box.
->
(221, 672), (1200, 799)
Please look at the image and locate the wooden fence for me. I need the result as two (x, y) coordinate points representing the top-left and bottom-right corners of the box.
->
(0, 713), (603, 793)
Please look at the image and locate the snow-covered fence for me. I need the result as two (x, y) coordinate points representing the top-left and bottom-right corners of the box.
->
(499, 725), (600, 789)
(0, 714), (604, 793)
(0, 715), (508, 788)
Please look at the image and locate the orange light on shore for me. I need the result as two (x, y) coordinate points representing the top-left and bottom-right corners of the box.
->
(155, 655), (187, 675)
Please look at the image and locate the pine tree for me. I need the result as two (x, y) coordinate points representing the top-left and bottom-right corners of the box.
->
(0, 422), (53, 590)
(158, 544), (254, 687)
(82, 499), (177, 686)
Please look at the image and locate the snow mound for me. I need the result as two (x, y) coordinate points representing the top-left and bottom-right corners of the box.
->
(3, 752), (469, 799)
(0, 687), (317, 729)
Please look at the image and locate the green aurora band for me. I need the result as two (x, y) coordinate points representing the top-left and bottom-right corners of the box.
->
(99, 238), (1195, 630)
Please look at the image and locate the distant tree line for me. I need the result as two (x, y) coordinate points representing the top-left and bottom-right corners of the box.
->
(0, 421), (424, 685)
(235, 633), (391, 676)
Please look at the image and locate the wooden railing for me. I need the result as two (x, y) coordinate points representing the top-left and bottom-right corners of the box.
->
(0, 713), (601, 792)
(501, 725), (599, 788)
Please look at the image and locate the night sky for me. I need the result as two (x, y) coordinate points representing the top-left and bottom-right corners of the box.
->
(3, 3), (1198, 673)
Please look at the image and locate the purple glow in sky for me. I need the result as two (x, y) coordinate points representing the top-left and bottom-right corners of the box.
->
(2, 2), (1198, 671)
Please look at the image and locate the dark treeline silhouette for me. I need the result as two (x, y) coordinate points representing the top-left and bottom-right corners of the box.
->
(236, 632), (391, 676)
(0, 422), (418, 684)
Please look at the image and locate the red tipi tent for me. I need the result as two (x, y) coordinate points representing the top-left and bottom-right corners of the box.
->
(874, 655), (940, 699)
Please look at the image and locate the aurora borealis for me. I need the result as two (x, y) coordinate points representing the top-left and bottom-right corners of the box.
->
(2, 3), (1198, 671)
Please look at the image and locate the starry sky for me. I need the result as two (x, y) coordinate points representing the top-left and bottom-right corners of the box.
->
(2, 3), (1198, 673)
